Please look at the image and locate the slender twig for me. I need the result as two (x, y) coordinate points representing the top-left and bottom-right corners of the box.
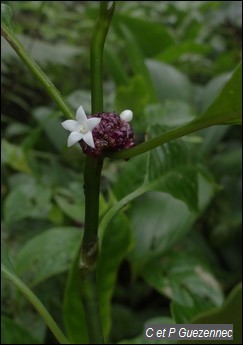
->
(1, 23), (74, 119)
(1, 264), (70, 344)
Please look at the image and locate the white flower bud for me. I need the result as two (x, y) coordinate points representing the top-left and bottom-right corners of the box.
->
(120, 109), (133, 122)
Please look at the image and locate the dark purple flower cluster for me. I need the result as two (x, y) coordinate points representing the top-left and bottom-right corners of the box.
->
(80, 112), (135, 157)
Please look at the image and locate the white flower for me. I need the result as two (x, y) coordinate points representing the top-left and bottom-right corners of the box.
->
(61, 106), (101, 148)
(120, 109), (133, 122)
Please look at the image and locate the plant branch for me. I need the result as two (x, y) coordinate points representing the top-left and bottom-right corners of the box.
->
(1, 23), (74, 119)
(1, 264), (70, 344)
(107, 116), (224, 160)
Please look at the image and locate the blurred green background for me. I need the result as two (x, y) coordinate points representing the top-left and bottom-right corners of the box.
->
(1, 1), (242, 344)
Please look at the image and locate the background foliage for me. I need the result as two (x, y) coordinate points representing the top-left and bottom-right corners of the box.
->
(1, 1), (242, 344)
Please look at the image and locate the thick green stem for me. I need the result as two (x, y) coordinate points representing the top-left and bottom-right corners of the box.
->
(79, 155), (103, 344)
(79, 2), (115, 344)
(81, 157), (103, 271)
(1, 23), (74, 119)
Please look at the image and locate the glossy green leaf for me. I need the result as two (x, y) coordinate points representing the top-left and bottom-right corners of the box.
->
(1, 316), (40, 344)
(15, 227), (82, 286)
(97, 213), (134, 340)
(1, 4), (13, 31)
(63, 252), (88, 344)
(196, 63), (242, 125)
(177, 283), (242, 344)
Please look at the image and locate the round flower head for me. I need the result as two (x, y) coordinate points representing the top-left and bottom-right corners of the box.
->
(61, 106), (135, 157)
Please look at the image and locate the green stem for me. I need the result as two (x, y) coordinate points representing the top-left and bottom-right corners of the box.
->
(1, 23), (74, 119)
(90, 1), (116, 113)
(99, 184), (149, 240)
(81, 156), (103, 270)
(1, 264), (70, 344)
(79, 2), (115, 344)
(107, 116), (222, 160)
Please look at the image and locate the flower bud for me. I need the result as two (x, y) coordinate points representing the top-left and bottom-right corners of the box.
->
(120, 110), (133, 122)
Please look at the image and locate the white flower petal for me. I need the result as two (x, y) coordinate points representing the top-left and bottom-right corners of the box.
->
(76, 106), (87, 124)
(87, 117), (101, 131)
(83, 131), (95, 148)
(61, 120), (79, 132)
(120, 109), (133, 122)
(67, 132), (83, 147)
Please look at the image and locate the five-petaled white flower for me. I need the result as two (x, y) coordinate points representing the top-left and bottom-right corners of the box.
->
(61, 106), (101, 148)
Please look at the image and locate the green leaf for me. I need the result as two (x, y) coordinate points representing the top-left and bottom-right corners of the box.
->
(144, 102), (195, 128)
(97, 213), (134, 340)
(63, 252), (88, 344)
(1, 316), (40, 344)
(117, 24), (158, 103)
(109, 64), (242, 160)
(142, 251), (224, 322)
(54, 186), (85, 223)
(113, 154), (147, 199)
(115, 14), (175, 57)
(32, 107), (67, 151)
(116, 75), (149, 123)
(113, 127), (200, 213)
(4, 182), (52, 226)
(146, 60), (193, 104)
(145, 127), (199, 212)
(196, 63), (242, 125)
(156, 41), (211, 64)
(103, 138), (211, 257)
(105, 47), (129, 86)
(2, 140), (32, 174)
(199, 73), (232, 113)
(1, 4), (13, 31)
(116, 75), (150, 131)
(177, 283), (242, 344)
(129, 172), (215, 271)
(15, 227), (82, 286)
